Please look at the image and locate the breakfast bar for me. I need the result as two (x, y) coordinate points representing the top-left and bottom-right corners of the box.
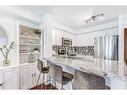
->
(44, 56), (118, 77)
(43, 56), (119, 89)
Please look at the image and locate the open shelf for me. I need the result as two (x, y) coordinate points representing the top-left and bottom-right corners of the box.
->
(19, 24), (42, 64)
(19, 52), (40, 55)
(19, 43), (41, 46)
(19, 35), (41, 40)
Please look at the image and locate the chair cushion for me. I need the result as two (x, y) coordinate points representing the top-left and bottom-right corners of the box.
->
(63, 71), (73, 80)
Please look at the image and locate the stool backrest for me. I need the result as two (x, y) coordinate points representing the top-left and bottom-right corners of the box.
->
(73, 70), (106, 89)
(37, 59), (44, 72)
(49, 63), (62, 84)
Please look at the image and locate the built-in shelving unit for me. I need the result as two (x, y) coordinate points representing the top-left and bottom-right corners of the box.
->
(19, 25), (42, 64)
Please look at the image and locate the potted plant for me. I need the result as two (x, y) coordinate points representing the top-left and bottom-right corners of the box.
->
(0, 42), (14, 66)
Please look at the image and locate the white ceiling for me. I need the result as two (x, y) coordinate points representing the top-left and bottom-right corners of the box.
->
(22, 6), (127, 30)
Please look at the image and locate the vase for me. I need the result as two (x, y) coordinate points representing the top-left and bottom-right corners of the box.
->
(3, 58), (10, 66)
(28, 53), (35, 63)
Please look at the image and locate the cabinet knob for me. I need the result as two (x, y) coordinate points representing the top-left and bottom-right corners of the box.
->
(34, 73), (36, 76)
(32, 73), (36, 77)
(0, 83), (3, 86)
(0, 82), (4, 87)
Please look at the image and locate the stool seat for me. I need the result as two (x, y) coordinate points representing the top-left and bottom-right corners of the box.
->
(73, 70), (110, 89)
(62, 75), (72, 85)
(49, 63), (73, 89)
(63, 71), (73, 80)
(42, 67), (49, 74)
(36, 59), (49, 87)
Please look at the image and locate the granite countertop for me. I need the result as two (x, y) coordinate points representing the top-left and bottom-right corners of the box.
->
(44, 56), (118, 77)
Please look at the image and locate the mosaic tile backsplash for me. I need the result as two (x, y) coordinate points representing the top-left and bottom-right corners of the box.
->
(52, 45), (94, 56)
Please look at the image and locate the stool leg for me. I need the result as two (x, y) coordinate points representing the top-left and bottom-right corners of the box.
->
(49, 77), (51, 89)
(44, 74), (46, 89)
(54, 82), (56, 89)
(52, 81), (56, 89)
(41, 73), (45, 89)
(61, 84), (63, 89)
(51, 80), (53, 89)
(71, 80), (73, 90)
(36, 72), (41, 86)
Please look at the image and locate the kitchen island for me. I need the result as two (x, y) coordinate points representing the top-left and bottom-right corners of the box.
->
(44, 56), (118, 77)
(43, 56), (127, 89)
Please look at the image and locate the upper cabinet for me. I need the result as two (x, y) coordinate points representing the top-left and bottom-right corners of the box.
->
(52, 28), (76, 46)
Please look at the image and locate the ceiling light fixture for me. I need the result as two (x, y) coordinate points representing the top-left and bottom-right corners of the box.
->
(86, 13), (104, 23)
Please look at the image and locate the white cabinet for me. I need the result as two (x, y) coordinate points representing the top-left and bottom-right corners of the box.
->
(21, 65), (32, 89)
(0, 72), (3, 90)
(21, 63), (38, 89)
(3, 68), (20, 89)
(31, 64), (37, 88)
(0, 67), (20, 90)
(0, 63), (39, 90)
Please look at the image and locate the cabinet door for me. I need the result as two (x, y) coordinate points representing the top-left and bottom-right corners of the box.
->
(21, 65), (32, 89)
(125, 28), (127, 65)
(0, 71), (3, 90)
(3, 68), (20, 89)
(31, 64), (37, 87)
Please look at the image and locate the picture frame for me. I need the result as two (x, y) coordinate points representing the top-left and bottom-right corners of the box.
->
(62, 37), (72, 46)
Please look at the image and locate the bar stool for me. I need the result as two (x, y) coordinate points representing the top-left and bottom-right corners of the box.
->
(48, 63), (73, 89)
(73, 70), (110, 89)
(36, 59), (49, 88)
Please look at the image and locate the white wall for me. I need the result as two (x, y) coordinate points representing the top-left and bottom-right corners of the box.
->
(52, 21), (76, 46)
(0, 8), (42, 66)
(0, 16), (16, 66)
(76, 20), (119, 46)
(51, 20), (119, 47)
(0, 6), (41, 24)
(42, 13), (53, 57)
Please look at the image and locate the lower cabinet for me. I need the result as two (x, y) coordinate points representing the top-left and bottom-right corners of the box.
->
(21, 63), (38, 89)
(0, 63), (39, 90)
(0, 67), (20, 90)
(0, 72), (3, 90)
(31, 64), (38, 87)
(21, 65), (32, 89)
(3, 68), (20, 89)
